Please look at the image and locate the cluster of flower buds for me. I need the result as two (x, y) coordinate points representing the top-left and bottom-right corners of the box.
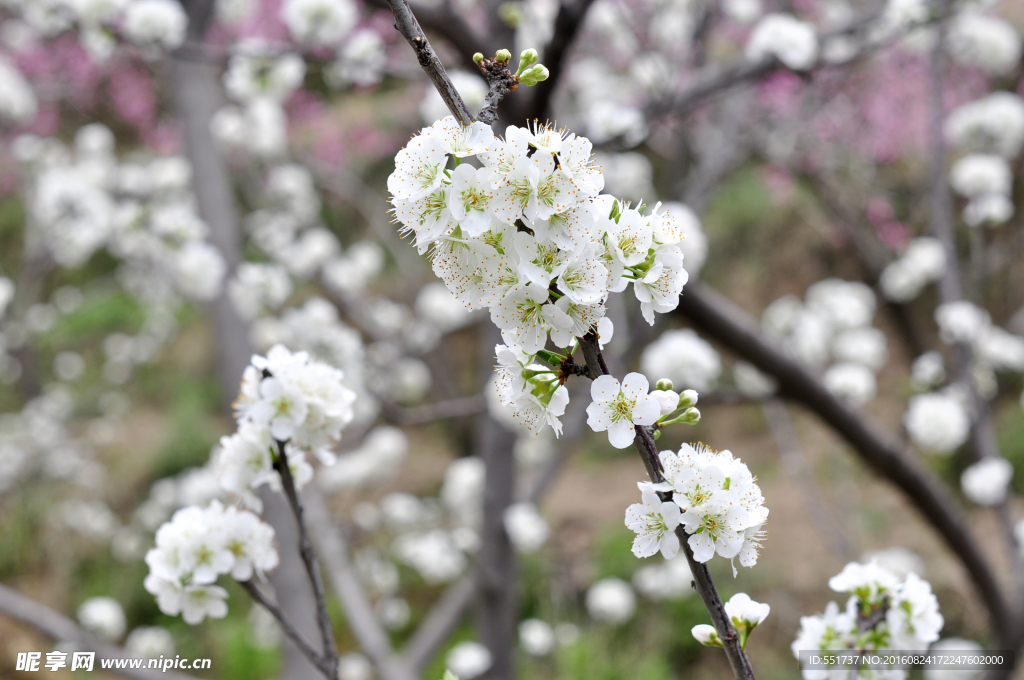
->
(472, 48), (550, 88)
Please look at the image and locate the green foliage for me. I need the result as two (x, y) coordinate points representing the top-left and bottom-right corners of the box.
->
(555, 628), (673, 680)
(594, 527), (638, 581)
(147, 371), (223, 480)
(212, 614), (282, 680)
(37, 290), (146, 349)
(999, 403), (1024, 494)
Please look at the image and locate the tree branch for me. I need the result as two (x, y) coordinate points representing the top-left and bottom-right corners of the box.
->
(673, 282), (1016, 645)
(0, 584), (200, 680)
(578, 333), (755, 678)
(240, 580), (334, 678)
(383, 0), (475, 124)
(273, 442), (339, 674)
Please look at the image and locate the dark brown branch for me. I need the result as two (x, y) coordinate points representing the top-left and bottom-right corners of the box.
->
(383, 0), (475, 124)
(578, 333), (755, 679)
(273, 442), (339, 675)
(240, 580), (335, 678)
(0, 584), (200, 680)
(673, 282), (1016, 645)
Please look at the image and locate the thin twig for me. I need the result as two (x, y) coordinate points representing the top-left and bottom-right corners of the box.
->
(273, 441), (339, 675)
(0, 584), (200, 680)
(240, 580), (334, 678)
(303, 489), (412, 680)
(383, 0), (475, 124)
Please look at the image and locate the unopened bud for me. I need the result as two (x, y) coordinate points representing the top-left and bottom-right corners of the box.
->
(681, 407), (701, 424)
(655, 378), (674, 391)
(678, 389), (698, 409)
(473, 52), (484, 64)
(691, 624), (722, 648)
(653, 429), (661, 440)
(495, 49), (512, 62)
(516, 48), (539, 75)
(518, 64), (549, 85)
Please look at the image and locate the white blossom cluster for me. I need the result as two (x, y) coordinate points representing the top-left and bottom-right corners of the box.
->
(641, 328), (722, 392)
(745, 14), (819, 70)
(144, 500), (279, 624)
(945, 92), (1024, 226)
(388, 117), (694, 436)
(763, 278), (888, 406)
(626, 443), (768, 569)
(13, 126), (226, 302)
(904, 391), (971, 455)
(879, 237), (946, 303)
(946, 12), (1022, 77)
(4, 0), (188, 61)
(793, 560), (943, 679)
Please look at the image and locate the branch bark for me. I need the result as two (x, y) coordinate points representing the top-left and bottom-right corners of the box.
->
(578, 334), (755, 679)
(383, 0), (475, 124)
(240, 580), (335, 678)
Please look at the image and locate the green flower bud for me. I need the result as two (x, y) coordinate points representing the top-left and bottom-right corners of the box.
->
(473, 52), (484, 64)
(516, 48), (539, 75)
(519, 64), (549, 85)
(495, 48), (512, 62)
(678, 389), (698, 409)
(681, 407), (701, 424)
(655, 378), (674, 391)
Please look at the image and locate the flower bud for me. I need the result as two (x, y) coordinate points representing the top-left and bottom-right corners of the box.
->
(518, 64), (549, 86)
(516, 48), (538, 74)
(678, 389), (698, 409)
(655, 378), (674, 391)
(691, 624), (722, 647)
(473, 52), (484, 64)
(495, 49), (512, 62)
(680, 407), (701, 424)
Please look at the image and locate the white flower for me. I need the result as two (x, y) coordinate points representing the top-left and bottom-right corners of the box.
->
(832, 327), (888, 370)
(910, 351), (945, 391)
(449, 164), (499, 237)
(556, 243), (609, 305)
(828, 560), (899, 602)
(0, 57), (37, 123)
(724, 592), (770, 628)
(585, 578), (636, 624)
(888, 572), (944, 647)
(224, 46), (306, 104)
(77, 597), (126, 642)
(328, 29), (387, 87)
(925, 639), (984, 680)
(881, 237), (947, 302)
(625, 482), (681, 558)
(633, 245), (688, 325)
(121, 0), (188, 49)
(504, 502), (550, 553)
(519, 619), (555, 656)
(976, 327), (1024, 372)
(641, 329), (721, 391)
(511, 383), (570, 436)
(586, 373), (660, 449)
(823, 362), (877, 407)
(281, 0), (357, 46)
(392, 530), (466, 583)
(963, 193), (1014, 227)
(514, 231), (572, 286)
(605, 205), (653, 267)
(947, 12), (1022, 77)
(961, 458), (1013, 506)
(423, 116), (494, 158)
(228, 262), (293, 320)
(806, 278), (876, 330)
(387, 134), (450, 200)
(746, 14), (818, 70)
(905, 392), (970, 454)
(446, 641), (492, 679)
(945, 92), (1024, 158)
(338, 653), (373, 680)
(632, 555), (694, 601)
(490, 283), (571, 354)
(949, 154), (1012, 199)
(124, 627), (175, 658)
(935, 301), (990, 345)
(174, 242), (227, 301)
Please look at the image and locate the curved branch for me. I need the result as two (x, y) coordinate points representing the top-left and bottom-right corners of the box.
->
(240, 581), (334, 678)
(673, 282), (1016, 644)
